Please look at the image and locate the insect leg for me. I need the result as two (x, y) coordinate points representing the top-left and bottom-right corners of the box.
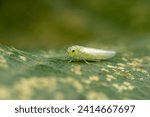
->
(83, 59), (90, 64)
(68, 58), (73, 63)
(65, 52), (69, 59)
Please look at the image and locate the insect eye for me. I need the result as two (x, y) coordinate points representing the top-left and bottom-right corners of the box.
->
(72, 50), (75, 52)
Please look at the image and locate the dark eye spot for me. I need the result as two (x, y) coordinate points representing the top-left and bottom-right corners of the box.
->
(72, 50), (75, 52)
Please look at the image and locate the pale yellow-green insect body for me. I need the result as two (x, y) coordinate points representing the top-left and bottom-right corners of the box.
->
(67, 45), (116, 62)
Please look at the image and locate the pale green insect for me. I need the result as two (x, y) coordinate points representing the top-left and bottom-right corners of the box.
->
(67, 45), (116, 63)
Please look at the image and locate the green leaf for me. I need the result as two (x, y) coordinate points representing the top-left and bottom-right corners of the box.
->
(0, 42), (150, 100)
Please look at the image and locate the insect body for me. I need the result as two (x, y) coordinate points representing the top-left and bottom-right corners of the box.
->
(67, 45), (116, 63)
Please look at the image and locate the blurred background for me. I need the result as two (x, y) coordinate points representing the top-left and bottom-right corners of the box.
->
(0, 0), (150, 49)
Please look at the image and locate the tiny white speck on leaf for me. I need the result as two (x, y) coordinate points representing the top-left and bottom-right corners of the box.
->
(19, 56), (27, 61)
(0, 55), (8, 69)
(70, 66), (82, 75)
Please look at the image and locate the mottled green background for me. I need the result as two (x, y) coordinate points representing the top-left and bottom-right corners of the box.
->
(0, 0), (150, 99)
(1, 0), (150, 48)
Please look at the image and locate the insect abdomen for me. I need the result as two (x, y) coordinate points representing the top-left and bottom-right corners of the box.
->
(80, 47), (116, 60)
